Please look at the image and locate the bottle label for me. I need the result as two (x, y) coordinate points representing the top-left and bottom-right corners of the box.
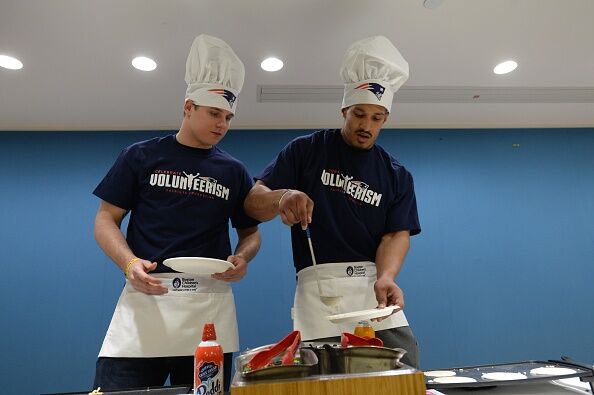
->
(199, 362), (219, 382)
(195, 360), (222, 395)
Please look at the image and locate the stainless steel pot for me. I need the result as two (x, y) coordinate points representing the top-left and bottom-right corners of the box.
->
(303, 342), (407, 374)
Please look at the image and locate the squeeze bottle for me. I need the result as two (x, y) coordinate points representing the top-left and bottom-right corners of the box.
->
(194, 323), (223, 395)
(354, 320), (375, 338)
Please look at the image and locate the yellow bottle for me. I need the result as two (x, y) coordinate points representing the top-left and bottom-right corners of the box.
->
(354, 320), (375, 338)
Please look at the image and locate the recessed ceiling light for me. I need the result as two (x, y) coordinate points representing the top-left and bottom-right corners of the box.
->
(423, 0), (444, 9)
(0, 55), (23, 70)
(261, 57), (284, 72)
(132, 56), (157, 71)
(493, 60), (518, 75)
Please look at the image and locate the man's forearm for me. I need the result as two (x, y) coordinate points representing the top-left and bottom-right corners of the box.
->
(234, 227), (261, 263)
(94, 210), (135, 271)
(244, 183), (287, 222)
(375, 230), (411, 280)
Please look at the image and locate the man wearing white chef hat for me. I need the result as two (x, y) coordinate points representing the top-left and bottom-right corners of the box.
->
(245, 35), (420, 367)
(92, 34), (260, 391)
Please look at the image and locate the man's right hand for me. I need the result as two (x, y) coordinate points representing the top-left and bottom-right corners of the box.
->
(278, 189), (314, 230)
(127, 259), (168, 295)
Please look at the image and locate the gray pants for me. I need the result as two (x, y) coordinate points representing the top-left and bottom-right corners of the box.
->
(311, 325), (419, 369)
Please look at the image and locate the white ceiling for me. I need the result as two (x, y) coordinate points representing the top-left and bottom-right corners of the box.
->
(1, 0), (593, 131)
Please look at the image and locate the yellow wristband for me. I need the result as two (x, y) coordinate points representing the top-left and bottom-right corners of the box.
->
(124, 257), (140, 279)
(277, 189), (291, 208)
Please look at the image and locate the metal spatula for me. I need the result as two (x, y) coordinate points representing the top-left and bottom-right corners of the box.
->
(305, 228), (342, 307)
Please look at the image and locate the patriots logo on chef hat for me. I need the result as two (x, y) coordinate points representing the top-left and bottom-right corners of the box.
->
(208, 89), (237, 107)
(355, 82), (386, 101)
(185, 34), (245, 113)
(340, 36), (409, 112)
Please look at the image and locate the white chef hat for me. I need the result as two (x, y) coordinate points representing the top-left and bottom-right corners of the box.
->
(340, 35), (409, 113)
(184, 34), (245, 114)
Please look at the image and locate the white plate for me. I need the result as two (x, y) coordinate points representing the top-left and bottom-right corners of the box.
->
(327, 305), (400, 324)
(530, 367), (577, 376)
(163, 257), (234, 275)
(433, 376), (476, 384)
(481, 372), (527, 381)
(424, 370), (457, 377)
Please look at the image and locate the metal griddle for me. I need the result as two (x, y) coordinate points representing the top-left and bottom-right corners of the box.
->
(425, 358), (594, 392)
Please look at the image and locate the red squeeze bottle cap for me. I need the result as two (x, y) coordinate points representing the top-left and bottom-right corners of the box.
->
(202, 323), (217, 341)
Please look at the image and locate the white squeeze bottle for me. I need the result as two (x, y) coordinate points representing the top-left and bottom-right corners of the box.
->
(194, 323), (223, 395)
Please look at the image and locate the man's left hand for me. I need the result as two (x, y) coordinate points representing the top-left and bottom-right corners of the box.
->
(373, 276), (405, 321)
(211, 255), (248, 282)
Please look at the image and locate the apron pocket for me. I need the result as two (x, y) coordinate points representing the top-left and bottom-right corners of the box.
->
(317, 278), (343, 298)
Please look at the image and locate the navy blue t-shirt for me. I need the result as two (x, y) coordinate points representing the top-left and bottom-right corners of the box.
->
(258, 129), (420, 273)
(94, 135), (258, 273)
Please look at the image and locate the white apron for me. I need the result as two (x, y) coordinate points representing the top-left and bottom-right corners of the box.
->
(99, 273), (238, 357)
(293, 262), (409, 341)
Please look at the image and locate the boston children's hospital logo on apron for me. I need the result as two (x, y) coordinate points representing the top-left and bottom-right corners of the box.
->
(320, 169), (382, 207)
(346, 265), (366, 277)
(171, 277), (199, 292)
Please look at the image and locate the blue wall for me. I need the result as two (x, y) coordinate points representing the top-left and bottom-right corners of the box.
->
(0, 129), (593, 394)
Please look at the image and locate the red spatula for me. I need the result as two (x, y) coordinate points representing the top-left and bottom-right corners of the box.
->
(341, 332), (384, 347)
(245, 330), (301, 371)
(281, 331), (301, 365)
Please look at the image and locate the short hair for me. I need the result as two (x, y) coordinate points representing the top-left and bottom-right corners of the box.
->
(183, 103), (200, 117)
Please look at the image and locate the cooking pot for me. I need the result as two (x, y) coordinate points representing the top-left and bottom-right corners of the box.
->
(303, 342), (407, 375)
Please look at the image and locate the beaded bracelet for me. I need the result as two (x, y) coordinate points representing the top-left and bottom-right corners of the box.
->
(124, 257), (140, 279)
